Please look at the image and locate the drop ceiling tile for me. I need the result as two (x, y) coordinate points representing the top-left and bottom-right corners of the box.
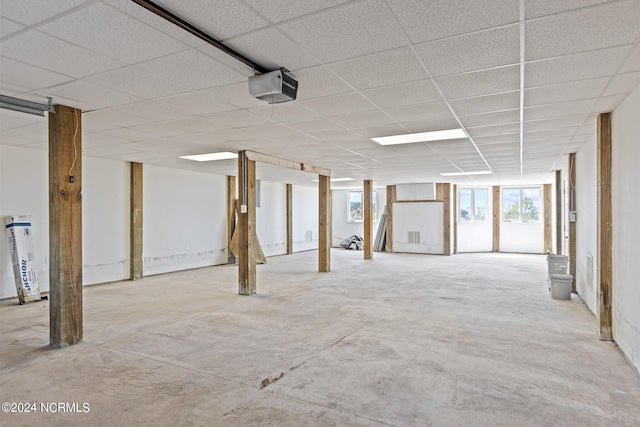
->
(354, 124), (408, 139)
(244, 0), (351, 23)
(278, 0), (406, 63)
(416, 24), (520, 77)
(362, 80), (442, 109)
(593, 93), (627, 112)
(474, 134), (520, 145)
(523, 99), (596, 121)
(460, 109), (520, 128)
(153, 92), (238, 115)
(0, 31), (124, 78)
(525, 46), (630, 87)
(525, 0), (614, 19)
(39, 3), (189, 64)
(158, 116), (226, 134)
(83, 132), (132, 149)
(128, 121), (191, 138)
(152, 0), (268, 40)
(83, 144), (142, 157)
(603, 71), (640, 96)
(200, 82), (266, 109)
(86, 67), (192, 100)
(113, 101), (195, 122)
(186, 128), (256, 145)
(436, 65), (520, 100)
(525, 1), (640, 61)
(0, 0), (90, 26)
(248, 102), (321, 122)
(620, 43), (640, 73)
(524, 78), (609, 106)
(225, 28), (320, 71)
(0, 82), (29, 97)
(201, 109), (273, 128)
(400, 118), (462, 133)
(244, 123), (301, 138)
(523, 115), (585, 132)
(83, 109), (150, 128)
(387, 0), (518, 44)
(0, 17), (24, 38)
(0, 134), (39, 146)
(301, 92), (376, 116)
(467, 123), (521, 138)
(294, 66), (353, 100)
(329, 47), (426, 90)
(137, 50), (246, 90)
(385, 102), (453, 123)
(331, 110), (395, 129)
(0, 122), (47, 141)
(306, 129), (363, 142)
(450, 91), (520, 116)
(98, 128), (156, 142)
(285, 118), (344, 133)
(523, 127), (578, 141)
(0, 57), (73, 91)
(45, 80), (142, 109)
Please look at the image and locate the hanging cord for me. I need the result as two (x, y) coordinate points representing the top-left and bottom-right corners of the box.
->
(68, 109), (79, 180)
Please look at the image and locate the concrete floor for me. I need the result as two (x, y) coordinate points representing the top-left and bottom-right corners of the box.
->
(1, 250), (639, 426)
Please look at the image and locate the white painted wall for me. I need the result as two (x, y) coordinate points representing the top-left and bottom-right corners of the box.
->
(256, 181), (287, 257)
(611, 83), (640, 373)
(575, 136), (598, 312)
(292, 185), (318, 252)
(143, 164), (227, 276)
(457, 186), (493, 253)
(0, 145), (49, 299)
(331, 188), (387, 247)
(83, 157), (130, 285)
(392, 202), (444, 254)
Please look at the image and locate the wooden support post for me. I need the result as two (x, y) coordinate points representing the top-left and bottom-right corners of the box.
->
(555, 170), (562, 255)
(227, 176), (236, 264)
(544, 183), (552, 254)
(453, 184), (458, 255)
(49, 104), (83, 347)
(318, 175), (331, 272)
(493, 186), (500, 252)
(130, 162), (143, 280)
(386, 185), (396, 253)
(237, 152), (256, 295)
(569, 153), (577, 293)
(441, 183), (452, 256)
(286, 183), (293, 255)
(597, 113), (613, 341)
(364, 180), (373, 260)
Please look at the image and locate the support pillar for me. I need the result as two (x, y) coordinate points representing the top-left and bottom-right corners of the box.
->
(130, 162), (143, 280)
(555, 170), (562, 254)
(385, 185), (396, 253)
(227, 175), (236, 264)
(544, 183), (552, 253)
(318, 175), (331, 272)
(364, 180), (373, 260)
(597, 113), (613, 341)
(493, 186), (500, 252)
(569, 153), (577, 292)
(453, 184), (458, 254)
(237, 152), (256, 295)
(286, 184), (292, 255)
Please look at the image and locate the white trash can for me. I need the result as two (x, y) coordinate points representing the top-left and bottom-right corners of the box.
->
(549, 274), (572, 300)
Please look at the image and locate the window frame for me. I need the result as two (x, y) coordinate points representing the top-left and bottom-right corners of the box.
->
(458, 187), (488, 223)
(501, 186), (542, 223)
(347, 190), (377, 223)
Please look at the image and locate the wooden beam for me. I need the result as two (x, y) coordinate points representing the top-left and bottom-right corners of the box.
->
(386, 185), (396, 253)
(302, 163), (331, 177)
(237, 152), (256, 295)
(597, 113), (613, 341)
(244, 150), (330, 176)
(227, 175), (236, 264)
(453, 184), (458, 254)
(544, 183), (552, 254)
(364, 180), (373, 260)
(318, 175), (331, 272)
(130, 162), (143, 280)
(555, 170), (562, 255)
(493, 186), (500, 252)
(440, 183), (452, 256)
(569, 152), (577, 293)
(49, 104), (83, 347)
(286, 183), (293, 255)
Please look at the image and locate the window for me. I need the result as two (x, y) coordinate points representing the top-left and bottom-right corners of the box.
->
(348, 190), (377, 222)
(459, 188), (488, 222)
(502, 187), (541, 222)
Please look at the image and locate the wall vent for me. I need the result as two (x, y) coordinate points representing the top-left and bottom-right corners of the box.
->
(587, 254), (594, 289)
(408, 231), (420, 244)
(305, 230), (313, 242)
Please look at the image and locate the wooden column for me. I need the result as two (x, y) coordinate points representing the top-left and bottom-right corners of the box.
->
(597, 113), (613, 341)
(227, 176), (236, 264)
(555, 170), (562, 254)
(364, 180), (373, 259)
(441, 183), (452, 256)
(569, 153), (577, 292)
(492, 186), (500, 252)
(49, 104), (83, 347)
(385, 185), (396, 253)
(237, 152), (256, 295)
(453, 184), (458, 254)
(130, 162), (143, 280)
(286, 184), (293, 255)
(318, 175), (331, 272)
(543, 183), (552, 253)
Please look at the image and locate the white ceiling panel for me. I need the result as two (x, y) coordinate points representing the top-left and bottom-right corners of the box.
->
(474, 134), (521, 145)
(354, 124), (408, 139)
(244, 123), (301, 138)
(385, 102), (453, 123)
(525, 1), (640, 61)
(199, 82), (266, 109)
(524, 0), (615, 19)
(331, 110), (395, 129)
(361, 80), (442, 109)
(0, 110), (44, 130)
(302, 92), (376, 116)
(0, 17), (24, 38)
(525, 46), (630, 87)
(387, 0), (518, 44)
(436, 65), (520, 99)
(113, 101), (195, 123)
(523, 99), (596, 121)
(0, 57), (73, 91)
(86, 67), (191, 100)
(278, 0), (407, 63)
(467, 123), (521, 138)
(293, 66), (353, 100)
(225, 28), (320, 71)
(45, 80), (142, 109)
(153, 92), (237, 115)
(524, 78), (609, 106)
(0, 0), (90, 26)
(248, 101), (321, 122)
(620, 42), (640, 73)
(603, 71), (640, 97)
(201, 109), (273, 128)
(416, 24), (520, 77)
(460, 109), (520, 128)
(450, 91), (520, 116)
(400, 118), (463, 134)
(244, 0), (352, 23)
(0, 82), (29, 97)
(285, 118), (344, 133)
(136, 50), (246, 90)
(523, 115), (585, 132)
(98, 127), (156, 142)
(83, 109), (150, 128)
(523, 127), (579, 141)
(0, 31), (124, 78)
(186, 128), (256, 145)
(592, 93), (627, 112)
(329, 47), (426, 90)
(83, 132), (132, 149)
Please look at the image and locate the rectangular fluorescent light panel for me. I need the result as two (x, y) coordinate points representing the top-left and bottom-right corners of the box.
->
(440, 171), (493, 176)
(372, 129), (467, 145)
(180, 152), (238, 162)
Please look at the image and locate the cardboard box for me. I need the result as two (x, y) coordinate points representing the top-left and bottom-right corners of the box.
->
(4, 215), (41, 303)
